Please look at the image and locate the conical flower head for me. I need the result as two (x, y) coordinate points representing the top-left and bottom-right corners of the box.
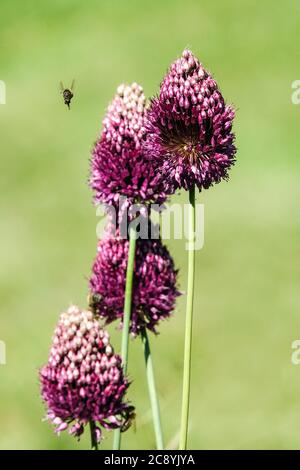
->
(40, 305), (134, 443)
(145, 49), (236, 192)
(90, 83), (167, 206)
(89, 233), (180, 336)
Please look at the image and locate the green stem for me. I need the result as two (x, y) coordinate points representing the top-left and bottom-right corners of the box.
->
(89, 420), (98, 450)
(113, 225), (137, 450)
(141, 327), (164, 450)
(179, 185), (196, 450)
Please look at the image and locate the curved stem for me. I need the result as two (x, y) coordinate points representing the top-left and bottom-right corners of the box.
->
(113, 226), (137, 450)
(141, 327), (164, 450)
(179, 185), (196, 450)
(89, 420), (98, 450)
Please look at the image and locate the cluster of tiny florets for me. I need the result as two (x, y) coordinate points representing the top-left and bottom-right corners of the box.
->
(89, 234), (180, 336)
(102, 83), (146, 152)
(90, 83), (167, 206)
(40, 305), (133, 442)
(145, 49), (236, 192)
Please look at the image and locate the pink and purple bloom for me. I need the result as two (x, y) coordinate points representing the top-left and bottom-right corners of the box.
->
(145, 49), (236, 193)
(89, 233), (180, 336)
(40, 305), (134, 443)
(90, 83), (167, 208)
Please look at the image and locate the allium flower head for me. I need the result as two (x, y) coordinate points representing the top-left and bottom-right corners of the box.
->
(40, 305), (133, 443)
(145, 49), (236, 192)
(89, 234), (180, 336)
(90, 83), (166, 206)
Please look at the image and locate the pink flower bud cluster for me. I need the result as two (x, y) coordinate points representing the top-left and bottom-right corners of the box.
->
(102, 83), (146, 152)
(91, 83), (167, 206)
(40, 305), (133, 443)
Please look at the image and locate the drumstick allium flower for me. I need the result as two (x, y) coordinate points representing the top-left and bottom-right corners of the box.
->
(145, 49), (236, 192)
(89, 233), (180, 336)
(90, 83), (166, 207)
(90, 83), (170, 450)
(40, 305), (134, 444)
(144, 49), (237, 450)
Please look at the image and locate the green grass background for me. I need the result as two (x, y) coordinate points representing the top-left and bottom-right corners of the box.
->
(0, 0), (300, 450)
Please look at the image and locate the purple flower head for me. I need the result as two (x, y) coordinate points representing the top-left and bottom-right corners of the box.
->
(90, 83), (167, 206)
(145, 49), (236, 192)
(89, 233), (180, 336)
(40, 305), (134, 443)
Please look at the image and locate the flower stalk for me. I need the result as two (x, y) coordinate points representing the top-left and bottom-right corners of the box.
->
(89, 421), (98, 450)
(113, 225), (137, 450)
(180, 185), (196, 450)
(141, 327), (164, 450)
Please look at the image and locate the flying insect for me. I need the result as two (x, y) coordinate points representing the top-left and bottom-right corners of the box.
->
(60, 80), (75, 109)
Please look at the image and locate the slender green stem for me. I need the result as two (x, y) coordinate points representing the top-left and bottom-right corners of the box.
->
(89, 420), (98, 450)
(141, 327), (164, 450)
(179, 185), (196, 450)
(113, 225), (137, 450)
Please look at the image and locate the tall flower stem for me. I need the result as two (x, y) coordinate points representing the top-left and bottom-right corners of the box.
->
(141, 327), (164, 450)
(180, 185), (196, 450)
(113, 225), (137, 450)
(89, 420), (98, 450)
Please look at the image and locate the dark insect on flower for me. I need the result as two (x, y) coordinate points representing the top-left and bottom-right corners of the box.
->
(60, 80), (75, 109)
(87, 292), (102, 315)
(121, 405), (136, 433)
(145, 49), (236, 193)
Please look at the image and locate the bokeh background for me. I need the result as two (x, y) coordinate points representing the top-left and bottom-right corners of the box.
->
(1, 0), (299, 450)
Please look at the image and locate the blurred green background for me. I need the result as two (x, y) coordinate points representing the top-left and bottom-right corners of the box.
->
(1, 0), (300, 450)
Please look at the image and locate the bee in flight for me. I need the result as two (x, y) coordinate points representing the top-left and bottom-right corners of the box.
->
(60, 80), (75, 109)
